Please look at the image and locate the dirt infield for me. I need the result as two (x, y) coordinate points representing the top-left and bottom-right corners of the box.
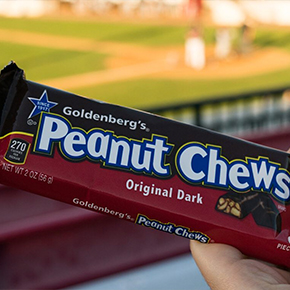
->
(44, 45), (290, 91)
(155, 47), (290, 79)
(2, 27), (290, 90)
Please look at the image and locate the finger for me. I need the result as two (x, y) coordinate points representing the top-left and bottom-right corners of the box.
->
(190, 241), (244, 267)
(275, 267), (290, 284)
(190, 241), (290, 289)
(190, 241), (244, 289)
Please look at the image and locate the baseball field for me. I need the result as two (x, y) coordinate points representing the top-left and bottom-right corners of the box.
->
(1, 16), (290, 109)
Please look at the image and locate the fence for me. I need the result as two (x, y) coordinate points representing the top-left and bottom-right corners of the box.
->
(145, 86), (290, 136)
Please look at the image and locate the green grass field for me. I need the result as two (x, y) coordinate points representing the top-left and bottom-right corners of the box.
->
(0, 17), (188, 46)
(0, 41), (108, 80)
(1, 16), (290, 109)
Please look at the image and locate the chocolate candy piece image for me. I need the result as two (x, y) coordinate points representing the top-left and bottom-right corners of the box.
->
(252, 195), (282, 233)
(216, 190), (281, 232)
(215, 190), (260, 219)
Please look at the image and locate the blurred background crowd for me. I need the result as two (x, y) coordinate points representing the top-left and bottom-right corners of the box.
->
(1, 0), (290, 27)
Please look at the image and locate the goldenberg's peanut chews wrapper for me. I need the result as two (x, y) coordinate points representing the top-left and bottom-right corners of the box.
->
(0, 62), (289, 267)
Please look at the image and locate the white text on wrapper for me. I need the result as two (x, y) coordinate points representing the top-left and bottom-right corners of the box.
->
(277, 243), (290, 251)
(33, 112), (290, 203)
(72, 197), (132, 220)
(34, 112), (173, 177)
(135, 214), (209, 242)
(1, 161), (54, 184)
(126, 178), (203, 204)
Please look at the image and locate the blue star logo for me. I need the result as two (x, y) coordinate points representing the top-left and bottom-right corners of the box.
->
(28, 90), (58, 119)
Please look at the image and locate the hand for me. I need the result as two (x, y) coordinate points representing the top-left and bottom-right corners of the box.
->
(190, 241), (290, 290)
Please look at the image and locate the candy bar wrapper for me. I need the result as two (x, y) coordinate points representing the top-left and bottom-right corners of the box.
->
(0, 62), (289, 267)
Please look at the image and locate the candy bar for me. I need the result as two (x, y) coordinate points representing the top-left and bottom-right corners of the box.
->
(215, 190), (260, 219)
(1, 62), (290, 268)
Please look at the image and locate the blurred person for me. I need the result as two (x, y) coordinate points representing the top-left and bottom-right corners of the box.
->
(239, 23), (255, 55)
(190, 241), (290, 289)
(185, 27), (205, 70)
(215, 27), (232, 60)
(186, 0), (203, 20)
